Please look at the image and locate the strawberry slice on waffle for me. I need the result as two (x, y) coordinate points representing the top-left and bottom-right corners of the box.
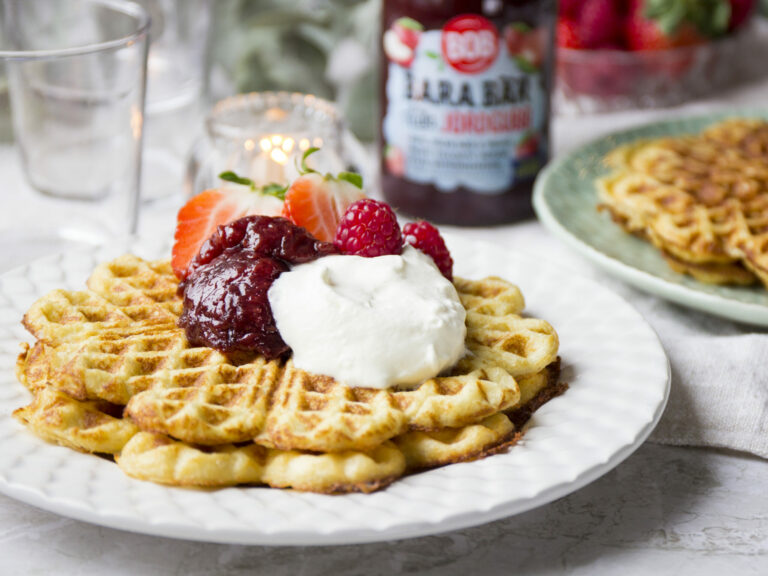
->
(282, 148), (365, 242)
(172, 176), (285, 280)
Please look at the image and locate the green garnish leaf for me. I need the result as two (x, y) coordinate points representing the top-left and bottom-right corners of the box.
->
(219, 171), (256, 189)
(337, 172), (363, 189)
(299, 147), (320, 175)
(510, 22), (532, 33)
(513, 56), (538, 73)
(261, 182), (288, 200)
(395, 17), (423, 31)
(644, 0), (729, 38)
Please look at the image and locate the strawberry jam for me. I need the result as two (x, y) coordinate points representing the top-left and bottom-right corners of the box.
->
(179, 216), (338, 358)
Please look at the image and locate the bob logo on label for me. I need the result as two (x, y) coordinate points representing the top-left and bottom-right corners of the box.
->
(441, 14), (499, 74)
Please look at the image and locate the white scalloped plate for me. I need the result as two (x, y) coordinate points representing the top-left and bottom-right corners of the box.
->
(0, 235), (669, 545)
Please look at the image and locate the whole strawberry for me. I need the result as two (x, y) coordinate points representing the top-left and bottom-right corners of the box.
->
(334, 199), (403, 257)
(626, 0), (730, 50)
(578, 0), (622, 48)
(559, 0), (583, 19)
(728, 0), (756, 30)
(402, 221), (453, 281)
(557, 18), (584, 49)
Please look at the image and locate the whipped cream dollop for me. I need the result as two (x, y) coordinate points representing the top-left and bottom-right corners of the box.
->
(268, 246), (467, 389)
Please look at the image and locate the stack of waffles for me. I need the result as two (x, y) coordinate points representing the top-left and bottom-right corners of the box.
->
(598, 118), (768, 287)
(14, 255), (563, 493)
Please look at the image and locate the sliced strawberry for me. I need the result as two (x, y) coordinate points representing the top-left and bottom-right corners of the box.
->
(172, 186), (284, 279)
(282, 173), (365, 242)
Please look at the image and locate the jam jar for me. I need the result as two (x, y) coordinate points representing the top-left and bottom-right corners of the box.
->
(380, 0), (556, 225)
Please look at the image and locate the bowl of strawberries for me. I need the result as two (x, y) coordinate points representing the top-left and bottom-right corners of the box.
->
(556, 0), (757, 112)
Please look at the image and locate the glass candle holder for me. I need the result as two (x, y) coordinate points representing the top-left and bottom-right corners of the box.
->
(187, 91), (370, 196)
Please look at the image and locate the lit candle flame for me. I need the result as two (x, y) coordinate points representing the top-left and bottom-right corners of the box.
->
(270, 148), (289, 165)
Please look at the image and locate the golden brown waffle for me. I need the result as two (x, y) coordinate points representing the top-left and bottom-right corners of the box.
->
(394, 413), (518, 470)
(14, 361), (561, 492)
(19, 264), (557, 452)
(14, 255), (563, 492)
(23, 255), (180, 345)
(13, 387), (137, 455)
(598, 118), (768, 288)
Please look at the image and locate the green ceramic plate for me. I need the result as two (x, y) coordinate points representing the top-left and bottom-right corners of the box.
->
(533, 110), (768, 326)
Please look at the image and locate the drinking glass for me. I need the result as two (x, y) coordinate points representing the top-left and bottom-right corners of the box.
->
(138, 0), (211, 202)
(0, 0), (149, 267)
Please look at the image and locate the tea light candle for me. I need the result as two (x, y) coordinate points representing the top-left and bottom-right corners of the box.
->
(201, 92), (344, 194)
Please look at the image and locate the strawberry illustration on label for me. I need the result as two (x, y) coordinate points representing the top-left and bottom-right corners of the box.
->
(384, 17), (423, 68)
(504, 22), (545, 71)
(516, 132), (539, 158)
(384, 145), (405, 177)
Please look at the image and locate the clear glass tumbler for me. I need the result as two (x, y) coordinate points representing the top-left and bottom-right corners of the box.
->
(138, 0), (211, 202)
(0, 0), (150, 248)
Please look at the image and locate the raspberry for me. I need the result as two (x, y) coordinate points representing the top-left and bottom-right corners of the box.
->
(402, 220), (453, 281)
(334, 199), (403, 257)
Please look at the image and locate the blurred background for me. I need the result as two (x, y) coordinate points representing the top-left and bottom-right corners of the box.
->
(1, 0), (765, 145)
(1, 0), (768, 237)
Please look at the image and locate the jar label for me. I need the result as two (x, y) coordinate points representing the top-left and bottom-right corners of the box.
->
(382, 15), (548, 194)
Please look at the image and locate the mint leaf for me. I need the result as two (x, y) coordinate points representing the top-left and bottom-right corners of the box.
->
(219, 171), (255, 189)
(261, 182), (287, 200)
(299, 147), (320, 175)
(395, 17), (423, 31)
(337, 172), (363, 189)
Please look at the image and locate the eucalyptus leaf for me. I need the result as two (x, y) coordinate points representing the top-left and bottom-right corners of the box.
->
(242, 9), (329, 29)
(215, 0), (381, 142)
(343, 68), (377, 141)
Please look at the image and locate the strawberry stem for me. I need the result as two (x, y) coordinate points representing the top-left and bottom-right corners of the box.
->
(219, 171), (287, 199)
(297, 147), (364, 189)
(261, 183), (288, 200)
(219, 171), (256, 190)
(643, 0), (730, 38)
(338, 172), (363, 189)
(298, 147), (320, 175)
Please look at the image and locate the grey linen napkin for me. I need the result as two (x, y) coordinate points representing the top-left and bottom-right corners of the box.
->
(459, 222), (768, 459)
(630, 293), (768, 457)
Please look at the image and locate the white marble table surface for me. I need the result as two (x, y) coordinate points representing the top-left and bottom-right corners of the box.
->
(2, 80), (768, 574)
